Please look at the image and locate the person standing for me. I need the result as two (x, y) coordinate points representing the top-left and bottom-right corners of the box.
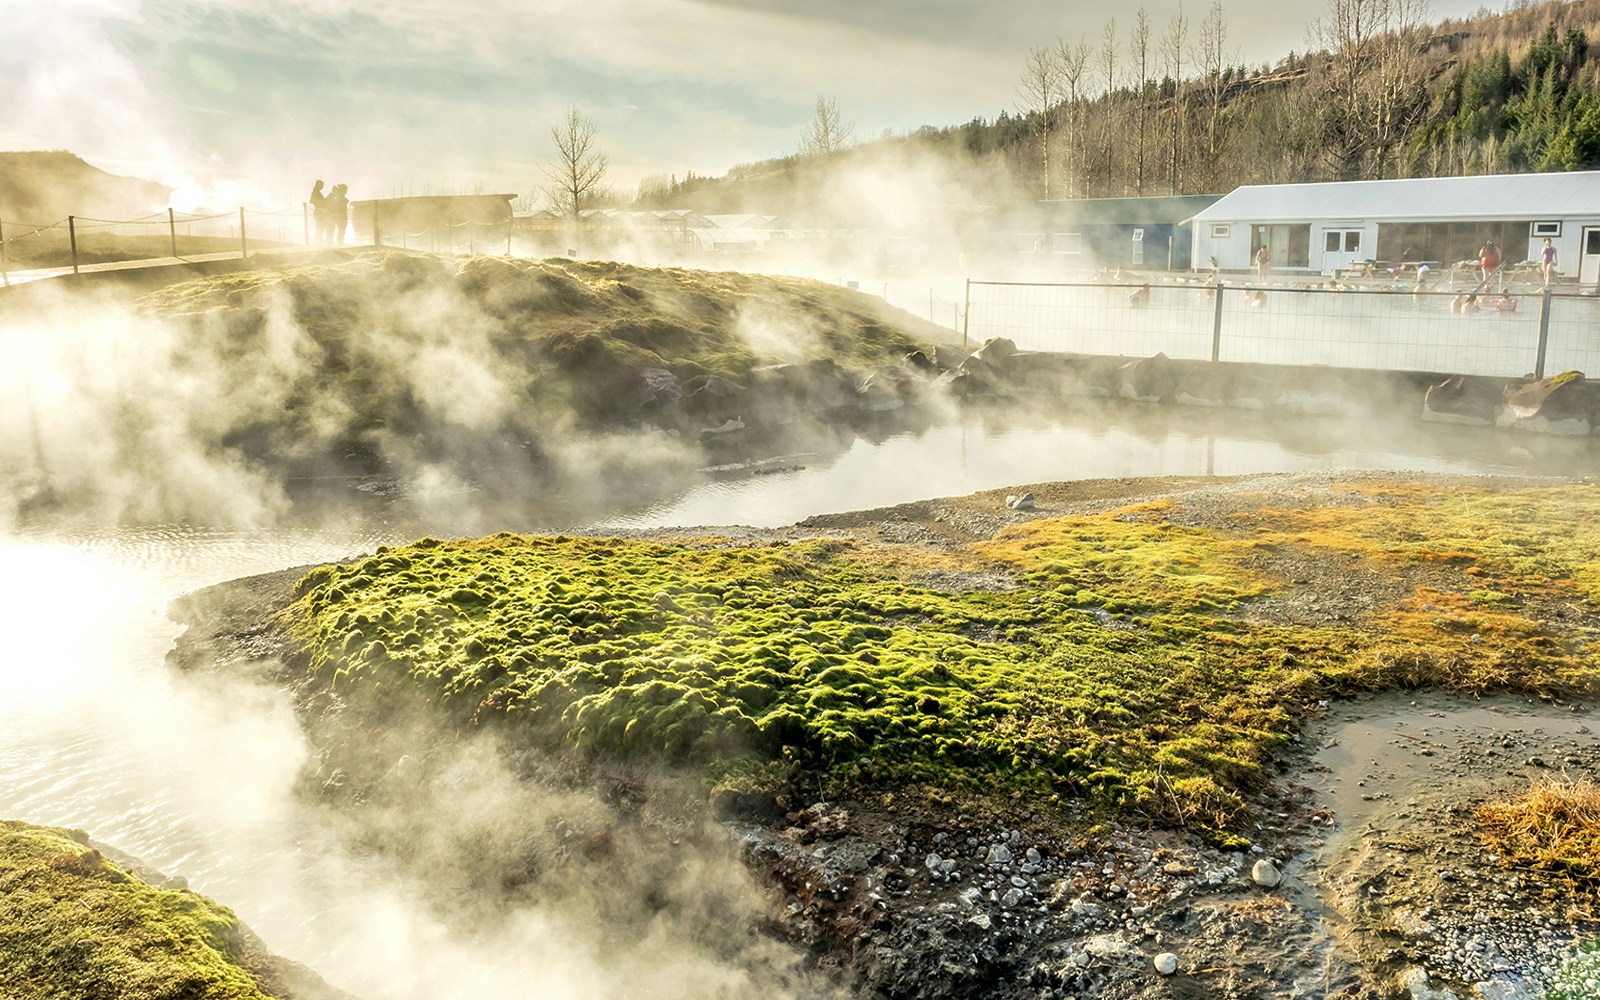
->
(1476, 237), (1501, 292)
(1541, 237), (1558, 289)
(1254, 244), (1270, 280)
(326, 184), (350, 245)
(308, 179), (328, 245)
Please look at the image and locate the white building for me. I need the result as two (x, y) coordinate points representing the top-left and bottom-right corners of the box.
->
(1191, 171), (1600, 282)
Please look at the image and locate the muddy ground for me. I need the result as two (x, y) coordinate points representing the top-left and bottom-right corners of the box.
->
(169, 471), (1600, 1000)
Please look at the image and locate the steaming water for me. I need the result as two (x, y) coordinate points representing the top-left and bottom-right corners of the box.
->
(602, 403), (1600, 529)
(3, 403), (1598, 997)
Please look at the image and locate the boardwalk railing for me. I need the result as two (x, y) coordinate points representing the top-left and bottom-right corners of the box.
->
(962, 278), (1600, 380)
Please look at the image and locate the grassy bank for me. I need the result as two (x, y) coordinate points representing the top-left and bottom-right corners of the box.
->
(0, 821), (276, 1000)
(286, 480), (1600, 834)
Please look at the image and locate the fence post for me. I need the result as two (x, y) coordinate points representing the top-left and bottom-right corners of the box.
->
(239, 208), (247, 259)
(1210, 283), (1225, 363)
(1534, 289), (1553, 380)
(961, 278), (971, 348)
(169, 208), (178, 258)
(69, 216), (79, 274)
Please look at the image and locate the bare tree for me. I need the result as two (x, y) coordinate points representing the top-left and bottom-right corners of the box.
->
(1018, 46), (1062, 199)
(1055, 36), (1093, 198)
(1160, 5), (1189, 194)
(799, 95), (856, 157)
(1199, 0), (1229, 187)
(1100, 18), (1120, 196)
(1129, 9), (1152, 195)
(543, 106), (609, 240)
(1311, 0), (1431, 179)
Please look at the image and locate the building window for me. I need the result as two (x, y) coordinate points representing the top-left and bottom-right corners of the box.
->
(1211, 224), (1231, 239)
(1052, 232), (1083, 254)
(1532, 221), (1562, 238)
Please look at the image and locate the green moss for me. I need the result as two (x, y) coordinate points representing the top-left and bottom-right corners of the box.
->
(0, 821), (274, 1000)
(287, 486), (1600, 830)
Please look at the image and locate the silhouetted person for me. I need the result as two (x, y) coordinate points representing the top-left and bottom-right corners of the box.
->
(309, 180), (331, 245)
(1541, 237), (1557, 289)
(1128, 283), (1150, 308)
(1254, 244), (1270, 279)
(326, 184), (350, 246)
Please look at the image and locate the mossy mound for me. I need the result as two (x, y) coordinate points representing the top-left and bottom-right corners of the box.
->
(0, 821), (277, 1000)
(287, 482), (1600, 832)
(137, 252), (933, 455)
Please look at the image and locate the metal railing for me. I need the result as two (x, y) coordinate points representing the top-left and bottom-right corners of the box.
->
(962, 278), (1600, 380)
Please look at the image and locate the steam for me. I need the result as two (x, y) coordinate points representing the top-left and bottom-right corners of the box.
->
(0, 532), (823, 1000)
(0, 260), (717, 533)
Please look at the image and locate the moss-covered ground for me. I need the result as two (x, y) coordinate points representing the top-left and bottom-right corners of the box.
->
(287, 481), (1600, 834)
(0, 821), (277, 1000)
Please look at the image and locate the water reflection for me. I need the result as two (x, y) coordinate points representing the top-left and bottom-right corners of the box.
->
(601, 402), (1594, 530)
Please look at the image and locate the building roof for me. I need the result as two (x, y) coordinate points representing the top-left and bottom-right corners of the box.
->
(1033, 194), (1224, 227)
(353, 193), (516, 207)
(1195, 171), (1600, 223)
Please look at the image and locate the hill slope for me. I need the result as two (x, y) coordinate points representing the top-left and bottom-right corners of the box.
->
(0, 150), (169, 225)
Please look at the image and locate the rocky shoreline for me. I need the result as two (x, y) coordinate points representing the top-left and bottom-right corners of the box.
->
(164, 470), (1600, 1000)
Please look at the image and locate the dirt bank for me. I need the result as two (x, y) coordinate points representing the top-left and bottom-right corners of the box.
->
(166, 471), (1600, 1000)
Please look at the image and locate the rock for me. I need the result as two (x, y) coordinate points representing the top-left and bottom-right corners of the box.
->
(1154, 952), (1179, 976)
(1116, 352), (1180, 402)
(1251, 859), (1282, 888)
(926, 853), (943, 871)
(968, 911), (993, 930)
(633, 367), (682, 414)
(1398, 965), (1468, 1000)
(1004, 493), (1035, 510)
(1422, 375), (1502, 426)
(1001, 887), (1025, 908)
(1082, 932), (1140, 963)
(709, 788), (782, 823)
(1498, 371), (1595, 436)
(986, 844), (1014, 865)
(1055, 354), (1119, 397)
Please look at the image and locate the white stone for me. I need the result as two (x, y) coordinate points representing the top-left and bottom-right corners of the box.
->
(1251, 859), (1282, 888)
(1154, 952), (1179, 976)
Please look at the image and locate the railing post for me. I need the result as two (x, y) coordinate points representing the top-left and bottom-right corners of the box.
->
(962, 278), (971, 347)
(239, 208), (247, 259)
(1211, 282), (1225, 363)
(168, 208), (178, 258)
(69, 216), (79, 274)
(1535, 289), (1553, 379)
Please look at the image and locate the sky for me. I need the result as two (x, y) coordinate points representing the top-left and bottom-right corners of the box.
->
(4, 0), (1499, 211)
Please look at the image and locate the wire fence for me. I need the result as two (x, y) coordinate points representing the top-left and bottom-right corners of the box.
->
(0, 203), (515, 285)
(963, 278), (1600, 380)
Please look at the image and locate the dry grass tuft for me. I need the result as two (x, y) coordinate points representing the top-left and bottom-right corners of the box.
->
(1478, 778), (1600, 884)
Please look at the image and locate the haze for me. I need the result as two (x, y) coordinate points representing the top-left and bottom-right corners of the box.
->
(7, 0), (1498, 209)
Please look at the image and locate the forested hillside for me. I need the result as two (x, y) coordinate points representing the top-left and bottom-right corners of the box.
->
(633, 0), (1600, 217)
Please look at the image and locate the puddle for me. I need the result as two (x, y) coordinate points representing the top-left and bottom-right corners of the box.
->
(1305, 694), (1600, 844)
